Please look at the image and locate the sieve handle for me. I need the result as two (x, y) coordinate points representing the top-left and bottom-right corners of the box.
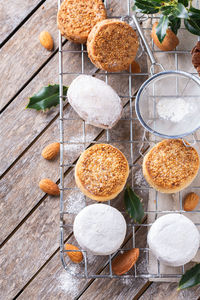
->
(132, 14), (156, 65)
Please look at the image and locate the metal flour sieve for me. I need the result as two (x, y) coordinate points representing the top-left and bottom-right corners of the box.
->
(132, 14), (200, 139)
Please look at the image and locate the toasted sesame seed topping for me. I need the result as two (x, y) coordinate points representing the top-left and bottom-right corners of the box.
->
(76, 144), (129, 197)
(87, 19), (139, 72)
(57, 0), (106, 43)
(145, 139), (199, 189)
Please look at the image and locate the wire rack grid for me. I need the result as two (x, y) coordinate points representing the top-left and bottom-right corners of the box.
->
(58, 0), (200, 279)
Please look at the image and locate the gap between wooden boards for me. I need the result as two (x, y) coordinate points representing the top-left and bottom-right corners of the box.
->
(0, 85), (144, 248)
(0, 39), (67, 115)
(8, 117), (149, 297)
(14, 217), (149, 299)
(0, 0), (47, 49)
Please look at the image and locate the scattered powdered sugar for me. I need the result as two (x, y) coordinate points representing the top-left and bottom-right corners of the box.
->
(157, 98), (190, 122)
(178, 288), (200, 300)
(136, 257), (146, 274)
(134, 169), (146, 186)
(66, 191), (85, 214)
(120, 276), (133, 286)
(86, 252), (96, 265)
(57, 264), (80, 297)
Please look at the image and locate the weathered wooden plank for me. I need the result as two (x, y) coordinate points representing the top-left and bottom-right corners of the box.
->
(0, 113), (147, 299)
(0, 41), (96, 176)
(0, 0), (43, 45)
(18, 251), (90, 300)
(139, 282), (200, 300)
(0, 189), (61, 300)
(77, 226), (148, 300)
(0, 93), (145, 243)
(0, 2), (149, 299)
(0, 0), (147, 176)
(0, 0), (134, 111)
(0, 38), (147, 177)
(0, 108), (100, 245)
(0, 162), (146, 299)
(0, 46), (148, 300)
(0, 55), (147, 245)
(0, 0), (58, 110)
(17, 220), (147, 300)
(0, 102), (147, 299)
(0, 37), (147, 244)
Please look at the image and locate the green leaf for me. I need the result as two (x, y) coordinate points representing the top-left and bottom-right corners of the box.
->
(124, 185), (144, 223)
(178, 264), (200, 290)
(132, 3), (137, 11)
(184, 18), (200, 36)
(160, 6), (174, 16)
(26, 84), (68, 111)
(188, 6), (200, 19)
(149, 0), (163, 2)
(171, 3), (189, 19)
(132, 0), (199, 41)
(156, 15), (169, 43)
(178, 0), (188, 6)
(169, 16), (181, 34)
(134, 0), (160, 14)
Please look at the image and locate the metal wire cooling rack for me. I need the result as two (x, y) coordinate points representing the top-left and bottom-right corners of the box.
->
(58, 0), (200, 279)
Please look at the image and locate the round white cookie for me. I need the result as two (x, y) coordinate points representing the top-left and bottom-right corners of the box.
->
(67, 75), (122, 129)
(147, 214), (200, 266)
(73, 204), (127, 255)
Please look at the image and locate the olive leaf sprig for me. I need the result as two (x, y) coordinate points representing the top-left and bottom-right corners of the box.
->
(133, 0), (200, 43)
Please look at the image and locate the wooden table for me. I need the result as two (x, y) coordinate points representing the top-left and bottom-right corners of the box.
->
(1, 1), (200, 299)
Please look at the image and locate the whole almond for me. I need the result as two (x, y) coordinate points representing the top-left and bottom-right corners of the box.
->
(42, 142), (60, 160)
(65, 244), (83, 263)
(112, 248), (139, 275)
(184, 192), (199, 211)
(151, 22), (179, 51)
(39, 31), (54, 51)
(197, 66), (200, 76)
(39, 178), (60, 196)
(127, 60), (141, 73)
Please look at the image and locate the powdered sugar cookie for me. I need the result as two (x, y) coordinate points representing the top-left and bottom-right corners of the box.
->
(148, 214), (200, 266)
(73, 204), (127, 255)
(67, 75), (122, 129)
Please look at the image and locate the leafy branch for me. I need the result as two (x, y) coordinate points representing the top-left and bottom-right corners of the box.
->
(133, 0), (200, 43)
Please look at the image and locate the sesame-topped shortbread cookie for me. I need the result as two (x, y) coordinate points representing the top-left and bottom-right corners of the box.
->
(75, 144), (129, 201)
(87, 19), (139, 72)
(57, 0), (106, 44)
(143, 139), (200, 193)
